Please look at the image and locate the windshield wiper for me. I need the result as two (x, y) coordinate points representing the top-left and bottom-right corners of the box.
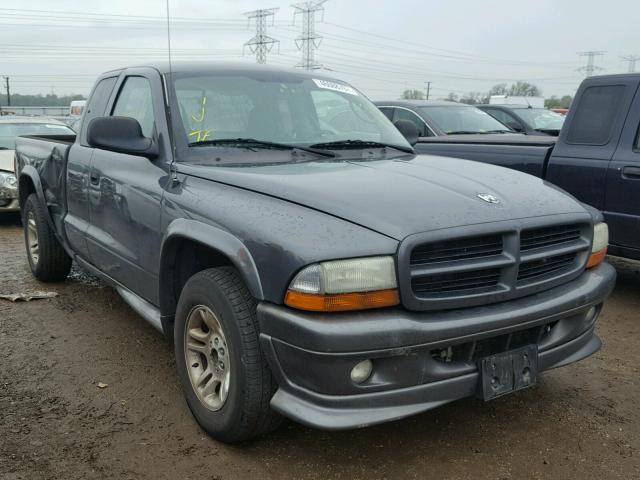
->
(446, 130), (486, 135)
(309, 139), (414, 154)
(485, 129), (514, 134)
(188, 138), (335, 158)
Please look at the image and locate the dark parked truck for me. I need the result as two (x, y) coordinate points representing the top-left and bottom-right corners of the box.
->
(15, 63), (615, 443)
(414, 73), (640, 261)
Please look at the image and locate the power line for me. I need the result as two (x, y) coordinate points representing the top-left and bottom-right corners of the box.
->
(243, 8), (280, 64)
(577, 51), (605, 77)
(291, 1), (327, 70)
(621, 55), (640, 73)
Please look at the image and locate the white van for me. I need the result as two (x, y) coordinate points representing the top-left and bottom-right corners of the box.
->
(69, 100), (86, 117)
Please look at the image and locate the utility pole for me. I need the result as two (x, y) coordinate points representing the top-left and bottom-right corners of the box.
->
(292, 1), (327, 70)
(424, 81), (431, 100)
(2, 76), (10, 106)
(243, 8), (279, 64)
(621, 55), (640, 73)
(577, 51), (605, 77)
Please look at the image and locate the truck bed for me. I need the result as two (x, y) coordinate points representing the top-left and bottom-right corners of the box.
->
(15, 134), (75, 230)
(414, 134), (556, 177)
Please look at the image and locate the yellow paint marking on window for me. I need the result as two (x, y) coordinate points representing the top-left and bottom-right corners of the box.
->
(188, 129), (212, 142)
(191, 96), (207, 123)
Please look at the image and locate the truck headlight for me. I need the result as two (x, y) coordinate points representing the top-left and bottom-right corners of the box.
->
(285, 256), (399, 312)
(587, 222), (608, 269)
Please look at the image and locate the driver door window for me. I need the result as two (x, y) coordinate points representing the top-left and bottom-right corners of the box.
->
(394, 108), (431, 137)
(111, 77), (155, 137)
(487, 109), (521, 131)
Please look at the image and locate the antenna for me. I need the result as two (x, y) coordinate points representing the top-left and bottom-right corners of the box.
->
(166, 0), (173, 76)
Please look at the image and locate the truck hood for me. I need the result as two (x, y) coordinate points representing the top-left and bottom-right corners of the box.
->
(0, 150), (14, 172)
(177, 155), (586, 240)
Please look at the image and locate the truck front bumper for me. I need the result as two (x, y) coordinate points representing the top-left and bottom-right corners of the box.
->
(258, 263), (616, 430)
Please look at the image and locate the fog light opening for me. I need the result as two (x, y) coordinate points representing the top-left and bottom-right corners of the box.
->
(350, 359), (373, 384)
(585, 304), (601, 324)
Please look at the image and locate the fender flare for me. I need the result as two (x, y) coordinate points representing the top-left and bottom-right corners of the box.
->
(159, 218), (265, 320)
(18, 165), (63, 242)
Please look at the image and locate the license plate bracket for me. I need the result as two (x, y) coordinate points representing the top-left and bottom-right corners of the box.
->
(476, 345), (538, 401)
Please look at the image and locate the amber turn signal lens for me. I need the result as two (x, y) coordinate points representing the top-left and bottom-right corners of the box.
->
(586, 248), (607, 269)
(285, 289), (400, 312)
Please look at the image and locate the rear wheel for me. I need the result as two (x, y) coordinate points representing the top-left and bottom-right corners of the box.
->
(174, 267), (281, 443)
(22, 193), (72, 282)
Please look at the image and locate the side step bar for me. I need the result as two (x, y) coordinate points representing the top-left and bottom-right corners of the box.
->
(116, 286), (163, 333)
(74, 256), (164, 334)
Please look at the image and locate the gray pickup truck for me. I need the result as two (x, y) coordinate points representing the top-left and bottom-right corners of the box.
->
(15, 62), (615, 443)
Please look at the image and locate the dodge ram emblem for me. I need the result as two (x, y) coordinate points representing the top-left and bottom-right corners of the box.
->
(477, 193), (500, 204)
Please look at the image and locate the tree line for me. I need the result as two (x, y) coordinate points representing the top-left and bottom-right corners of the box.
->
(0, 93), (85, 107)
(401, 82), (573, 109)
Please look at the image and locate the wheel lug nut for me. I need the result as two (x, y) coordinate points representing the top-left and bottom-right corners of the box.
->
(214, 338), (219, 346)
(219, 347), (225, 356)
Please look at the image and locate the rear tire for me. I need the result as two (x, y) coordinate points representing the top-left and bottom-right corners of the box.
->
(174, 267), (282, 443)
(22, 193), (72, 282)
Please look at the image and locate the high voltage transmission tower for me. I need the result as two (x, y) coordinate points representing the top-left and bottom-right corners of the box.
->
(577, 51), (605, 77)
(621, 55), (640, 73)
(243, 8), (279, 64)
(292, 0), (328, 70)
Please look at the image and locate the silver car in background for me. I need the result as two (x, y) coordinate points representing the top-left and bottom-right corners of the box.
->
(0, 116), (75, 213)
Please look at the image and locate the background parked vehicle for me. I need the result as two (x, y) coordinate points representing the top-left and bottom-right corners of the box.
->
(413, 73), (640, 261)
(69, 100), (86, 117)
(15, 62), (615, 443)
(477, 104), (566, 136)
(375, 100), (514, 136)
(0, 116), (74, 213)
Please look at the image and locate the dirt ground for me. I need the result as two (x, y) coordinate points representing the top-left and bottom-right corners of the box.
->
(0, 214), (638, 480)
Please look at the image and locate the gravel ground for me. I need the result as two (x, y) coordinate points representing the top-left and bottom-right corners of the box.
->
(1, 214), (639, 480)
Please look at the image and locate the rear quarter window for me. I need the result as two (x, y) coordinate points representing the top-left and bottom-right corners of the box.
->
(566, 85), (626, 145)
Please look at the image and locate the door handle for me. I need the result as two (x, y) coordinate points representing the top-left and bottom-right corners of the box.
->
(90, 173), (100, 185)
(622, 166), (640, 179)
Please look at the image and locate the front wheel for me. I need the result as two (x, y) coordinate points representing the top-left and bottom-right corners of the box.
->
(174, 267), (281, 443)
(22, 193), (72, 282)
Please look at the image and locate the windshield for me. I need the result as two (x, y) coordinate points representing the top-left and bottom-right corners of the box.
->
(171, 74), (410, 159)
(516, 108), (565, 131)
(0, 122), (74, 150)
(419, 105), (511, 134)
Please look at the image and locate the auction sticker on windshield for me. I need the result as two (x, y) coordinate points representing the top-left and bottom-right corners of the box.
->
(313, 79), (359, 96)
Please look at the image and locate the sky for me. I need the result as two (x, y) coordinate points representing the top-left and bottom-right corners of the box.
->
(1, 0), (639, 100)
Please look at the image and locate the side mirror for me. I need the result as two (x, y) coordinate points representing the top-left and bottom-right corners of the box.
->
(393, 119), (419, 145)
(87, 116), (158, 159)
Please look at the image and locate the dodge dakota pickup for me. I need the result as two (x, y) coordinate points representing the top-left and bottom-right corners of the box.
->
(414, 73), (640, 261)
(15, 62), (615, 443)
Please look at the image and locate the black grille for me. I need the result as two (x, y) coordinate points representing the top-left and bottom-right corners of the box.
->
(520, 224), (582, 251)
(403, 219), (590, 309)
(517, 252), (577, 283)
(432, 322), (556, 363)
(410, 234), (503, 265)
(412, 268), (501, 295)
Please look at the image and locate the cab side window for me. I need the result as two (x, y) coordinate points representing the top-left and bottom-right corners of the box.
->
(566, 85), (625, 145)
(395, 108), (431, 137)
(379, 107), (394, 120)
(486, 109), (521, 131)
(80, 76), (117, 146)
(112, 77), (155, 138)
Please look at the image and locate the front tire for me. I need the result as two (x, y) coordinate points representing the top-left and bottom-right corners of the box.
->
(22, 193), (72, 282)
(174, 267), (281, 443)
